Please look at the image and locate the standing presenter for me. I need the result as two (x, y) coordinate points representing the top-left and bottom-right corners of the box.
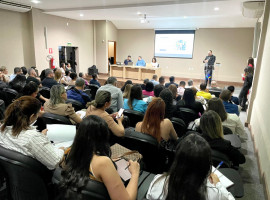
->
(203, 50), (216, 86)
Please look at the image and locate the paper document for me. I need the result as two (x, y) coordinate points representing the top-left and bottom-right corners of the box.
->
(76, 110), (86, 119)
(212, 166), (234, 188)
(54, 141), (73, 148)
(115, 159), (131, 181)
(47, 124), (76, 143)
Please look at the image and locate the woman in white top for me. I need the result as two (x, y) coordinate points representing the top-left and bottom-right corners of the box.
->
(0, 96), (64, 170)
(207, 98), (245, 136)
(151, 57), (159, 68)
(146, 133), (235, 200)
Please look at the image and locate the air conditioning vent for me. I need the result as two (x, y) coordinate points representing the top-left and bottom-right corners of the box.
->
(0, 0), (32, 12)
(242, 1), (265, 18)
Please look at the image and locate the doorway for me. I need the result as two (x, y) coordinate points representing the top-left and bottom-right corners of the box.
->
(108, 41), (116, 72)
(58, 46), (78, 72)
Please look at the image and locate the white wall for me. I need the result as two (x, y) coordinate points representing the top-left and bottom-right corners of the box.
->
(0, 9), (35, 73)
(31, 9), (94, 73)
(249, 0), (270, 196)
(117, 28), (254, 82)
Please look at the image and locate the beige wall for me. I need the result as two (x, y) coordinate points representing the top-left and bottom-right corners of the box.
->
(95, 20), (107, 73)
(117, 28), (254, 82)
(0, 9), (35, 73)
(31, 9), (94, 74)
(249, 0), (270, 196)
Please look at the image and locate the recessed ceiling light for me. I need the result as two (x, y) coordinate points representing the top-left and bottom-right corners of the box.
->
(214, 7), (220, 11)
(183, 16), (187, 19)
(80, 13), (84, 17)
(137, 12), (141, 15)
(31, 0), (40, 4)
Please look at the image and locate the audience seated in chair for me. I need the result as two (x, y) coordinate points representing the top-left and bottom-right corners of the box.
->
(9, 67), (23, 82)
(0, 66), (9, 82)
(191, 86), (206, 105)
(9, 73), (26, 94)
(124, 84), (147, 114)
(67, 78), (91, 107)
(165, 76), (178, 88)
(220, 90), (240, 116)
(135, 97), (178, 143)
(200, 111), (245, 166)
(194, 98), (245, 137)
(177, 88), (204, 116)
(0, 96), (64, 170)
(159, 89), (178, 119)
(210, 81), (221, 91)
(159, 76), (165, 86)
(185, 79), (194, 89)
(44, 85), (82, 124)
(142, 81), (154, 97)
(59, 115), (140, 200)
(154, 84), (165, 97)
(121, 80), (133, 92)
(41, 68), (58, 89)
(146, 133), (235, 200)
(177, 81), (186, 96)
(22, 81), (48, 102)
(168, 84), (181, 103)
(97, 77), (123, 112)
(26, 68), (41, 86)
(0, 70), (8, 88)
(228, 86), (239, 105)
(196, 83), (212, 100)
(79, 72), (89, 86)
(63, 70), (71, 83)
(68, 72), (77, 86)
(86, 90), (125, 137)
(90, 73), (101, 87)
(123, 84), (132, 99)
(150, 74), (159, 86)
(55, 69), (69, 85)
(141, 78), (149, 90)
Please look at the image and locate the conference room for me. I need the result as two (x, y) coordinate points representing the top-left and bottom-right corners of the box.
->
(0, 0), (270, 199)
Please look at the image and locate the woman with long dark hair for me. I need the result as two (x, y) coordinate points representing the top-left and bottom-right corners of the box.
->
(177, 88), (204, 116)
(146, 134), (235, 200)
(124, 84), (147, 113)
(60, 115), (140, 200)
(135, 97), (177, 142)
(159, 89), (178, 119)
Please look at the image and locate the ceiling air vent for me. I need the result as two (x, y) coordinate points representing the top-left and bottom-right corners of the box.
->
(0, 0), (32, 12)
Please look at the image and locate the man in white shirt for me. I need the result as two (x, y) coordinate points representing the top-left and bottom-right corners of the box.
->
(177, 81), (186, 96)
(9, 67), (23, 81)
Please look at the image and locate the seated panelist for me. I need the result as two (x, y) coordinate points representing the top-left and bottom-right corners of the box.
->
(151, 57), (159, 68)
(136, 56), (146, 66)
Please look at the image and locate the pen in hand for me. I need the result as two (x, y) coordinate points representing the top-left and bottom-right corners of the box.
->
(125, 163), (130, 170)
(213, 161), (223, 174)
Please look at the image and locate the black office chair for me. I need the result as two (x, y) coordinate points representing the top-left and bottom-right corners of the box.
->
(170, 117), (187, 138)
(219, 168), (244, 198)
(123, 110), (144, 128)
(52, 167), (110, 200)
(0, 145), (53, 200)
(178, 107), (198, 126)
(224, 134), (241, 149)
(0, 100), (5, 120)
(39, 87), (51, 99)
(83, 89), (92, 100)
(118, 127), (170, 173)
(223, 126), (233, 135)
(211, 149), (231, 168)
(2, 88), (18, 107)
(88, 65), (99, 76)
(85, 84), (99, 100)
(209, 89), (221, 98)
(41, 113), (72, 125)
(66, 99), (84, 112)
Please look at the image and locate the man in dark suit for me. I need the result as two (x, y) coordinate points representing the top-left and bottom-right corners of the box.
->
(203, 50), (216, 86)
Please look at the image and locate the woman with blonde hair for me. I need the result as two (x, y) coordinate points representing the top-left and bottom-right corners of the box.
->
(200, 110), (245, 166)
(54, 69), (68, 85)
(123, 84), (132, 99)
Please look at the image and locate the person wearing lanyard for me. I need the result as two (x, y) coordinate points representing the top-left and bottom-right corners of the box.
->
(203, 50), (216, 87)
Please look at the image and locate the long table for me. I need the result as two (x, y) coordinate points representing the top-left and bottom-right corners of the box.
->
(110, 65), (161, 80)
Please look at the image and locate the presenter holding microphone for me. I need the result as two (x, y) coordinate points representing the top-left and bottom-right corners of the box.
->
(203, 50), (216, 86)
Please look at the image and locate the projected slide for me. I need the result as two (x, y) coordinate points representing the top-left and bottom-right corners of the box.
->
(155, 30), (195, 58)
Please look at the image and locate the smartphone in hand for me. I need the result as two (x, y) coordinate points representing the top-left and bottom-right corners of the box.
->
(116, 108), (124, 119)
